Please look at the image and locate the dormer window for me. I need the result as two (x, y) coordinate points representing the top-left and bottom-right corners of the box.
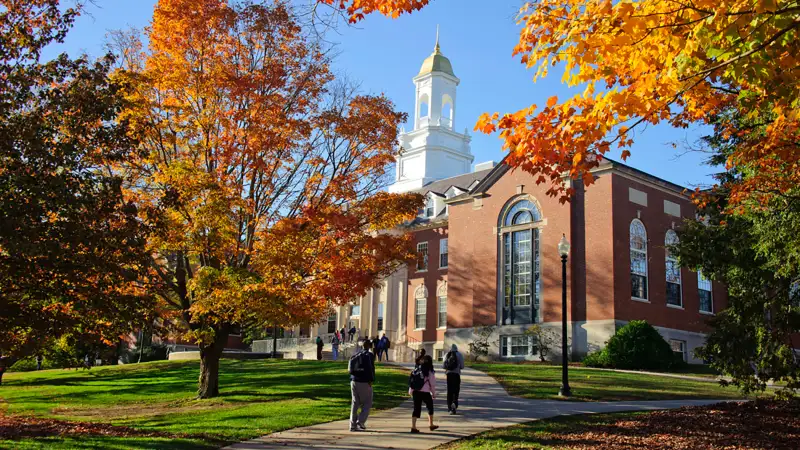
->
(425, 195), (435, 218)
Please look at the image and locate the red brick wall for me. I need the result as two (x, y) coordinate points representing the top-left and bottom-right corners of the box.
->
(611, 173), (725, 333)
(447, 168), (574, 328)
(407, 226), (448, 343)
(582, 174), (616, 321)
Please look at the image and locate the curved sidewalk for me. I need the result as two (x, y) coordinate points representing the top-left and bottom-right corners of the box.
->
(225, 363), (730, 450)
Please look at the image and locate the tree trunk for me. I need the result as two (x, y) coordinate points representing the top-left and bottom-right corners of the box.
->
(197, 330), (229, 399)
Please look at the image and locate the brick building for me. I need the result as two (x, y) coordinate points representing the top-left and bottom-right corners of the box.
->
(295, 37), (725, 364)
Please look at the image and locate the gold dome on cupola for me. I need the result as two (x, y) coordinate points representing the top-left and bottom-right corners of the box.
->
(418, 27), (455, 77)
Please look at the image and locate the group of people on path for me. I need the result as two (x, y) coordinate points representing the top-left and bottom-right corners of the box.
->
(316, 331), (391, 362)
(347, 341), (464, 434)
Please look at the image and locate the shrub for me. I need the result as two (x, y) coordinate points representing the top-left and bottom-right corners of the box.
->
(583, 320), (686, 371)
(8, 357), (60, 372)
(582, 349), (612, 368)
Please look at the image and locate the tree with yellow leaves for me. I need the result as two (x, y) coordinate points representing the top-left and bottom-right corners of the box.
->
(114, 0), (421, 398)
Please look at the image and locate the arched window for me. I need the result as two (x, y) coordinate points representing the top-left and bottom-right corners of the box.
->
(437, 282), (447, 328)
(414, 285), (427, 330)
(441, 94), (453, 128)
(630, 219), (648, 300)
(499, 197), (542, 325)
(665, 230), (682, 307)
(419, 93), (430, 119)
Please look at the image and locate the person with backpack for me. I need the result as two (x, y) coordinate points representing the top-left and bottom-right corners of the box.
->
(443, 344), (465, 415)
(408, 354), (438, 433)
(331, 331), (341, 361)
(348, 339), (375, 432)
(379, 333), (390, 362)
(316, 335), (324, 361)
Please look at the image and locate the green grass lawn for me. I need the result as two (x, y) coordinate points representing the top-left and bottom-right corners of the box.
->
(0, 359), (409, 449)
(470, 362), (745, 401)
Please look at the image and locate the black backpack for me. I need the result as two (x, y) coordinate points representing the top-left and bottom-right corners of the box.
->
(443, 351), (458, 371)
(408, 366), (426, 391)
(349, 351), (371, 376)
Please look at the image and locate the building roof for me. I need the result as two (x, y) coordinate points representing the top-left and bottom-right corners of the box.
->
(411, 168), (493, 196)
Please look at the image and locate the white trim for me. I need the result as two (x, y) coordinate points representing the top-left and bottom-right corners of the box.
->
(631, 297), (650, 303)
(699, 311), (715, 316)
(666, 304), (685, 310)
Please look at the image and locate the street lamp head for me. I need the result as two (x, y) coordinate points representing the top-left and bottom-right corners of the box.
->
(558, 233), (570, 257)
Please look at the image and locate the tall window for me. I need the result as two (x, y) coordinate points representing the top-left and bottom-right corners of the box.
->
(500, 198), (541, 324)
(416, 242), (428, 271)
(439, 238), (449, 268)
(670, 339), (687, 362)
(630, 219), (648, 300)
(698, 271), (713, 313)
(377, 303), (384, 331)
(327, 312), (337, 333)
(414, 286), (427, 329)
(425, 196), (435, 218)
(437, 283), (447, 328)
(665, 230), (682, 307)
(350, 303), (360, 317)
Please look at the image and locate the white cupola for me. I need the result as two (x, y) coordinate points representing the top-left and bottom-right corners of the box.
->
(389, 28), (473, 194)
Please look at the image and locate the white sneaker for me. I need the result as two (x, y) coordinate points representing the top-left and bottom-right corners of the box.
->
(356, 423), (367, 431)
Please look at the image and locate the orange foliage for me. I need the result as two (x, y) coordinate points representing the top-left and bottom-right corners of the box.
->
(329, 0), (800, 208)
(115, 0), (422, 349)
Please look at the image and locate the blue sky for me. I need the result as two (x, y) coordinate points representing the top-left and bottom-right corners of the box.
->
(51, 0), (718, 189)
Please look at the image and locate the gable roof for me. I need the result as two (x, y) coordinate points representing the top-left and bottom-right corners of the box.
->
(410, 168), (494, 196)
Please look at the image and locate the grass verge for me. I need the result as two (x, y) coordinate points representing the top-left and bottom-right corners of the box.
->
(0, 359), (408, 449)
(470, 362), (744, 401)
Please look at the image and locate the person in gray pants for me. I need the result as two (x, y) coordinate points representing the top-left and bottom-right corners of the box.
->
(348, 339), (376, 431)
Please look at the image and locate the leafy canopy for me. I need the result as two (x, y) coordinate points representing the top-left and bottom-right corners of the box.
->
(0, 0), (153, 359)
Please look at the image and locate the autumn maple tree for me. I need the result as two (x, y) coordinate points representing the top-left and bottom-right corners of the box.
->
(114, 0), (420, 398)
(0, 0), (153, 371)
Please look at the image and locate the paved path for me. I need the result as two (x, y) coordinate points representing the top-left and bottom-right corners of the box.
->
(226, 363), (730, 450)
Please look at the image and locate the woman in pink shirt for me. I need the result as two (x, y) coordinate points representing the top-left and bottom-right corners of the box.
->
(409, 354), (439, 433)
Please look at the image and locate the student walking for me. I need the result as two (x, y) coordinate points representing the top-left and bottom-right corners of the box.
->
(408, 354), (438, 433)
(331, 331), (341, 361)
(316, 335), (324, 361)
(348, 340), (376, 432)
(379, 333), (390, 362)
(348, 326), (356, 342)
(443, 344), (465, 414)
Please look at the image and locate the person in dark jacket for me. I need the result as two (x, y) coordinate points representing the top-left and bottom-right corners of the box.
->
(379, 333), (390, 362)
(348, 326), (356, 342)
(348, 340), (376, 431)
(316, 335), (324, 360)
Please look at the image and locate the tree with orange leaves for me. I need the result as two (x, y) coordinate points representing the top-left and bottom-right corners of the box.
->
(113, 0), (421, 398)
(327, 0), (799, 210)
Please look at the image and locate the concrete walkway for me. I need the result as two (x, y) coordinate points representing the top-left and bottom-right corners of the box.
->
(226, 363), (730, 450)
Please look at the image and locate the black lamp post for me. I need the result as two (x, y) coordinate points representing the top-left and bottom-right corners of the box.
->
(557, 233), (572, 397)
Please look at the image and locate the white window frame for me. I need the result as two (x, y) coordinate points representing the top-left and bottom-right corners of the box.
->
(425, 195), (435, 218)
(500, 335), (533, 358)
(630, 219), (649, 301)
(665, 229), (682, 308)
(377, 302), (384, 331)
(416, 241), (428, 272)
(414, 285), (427, 330)
(698, 271), (714, 314)
(669, 339), (687, 362)
(437, 282), (447, 329)
(439, 238), (449, 269)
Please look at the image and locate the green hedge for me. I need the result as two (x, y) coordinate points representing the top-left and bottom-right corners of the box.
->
(583, 320), (686, 371)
